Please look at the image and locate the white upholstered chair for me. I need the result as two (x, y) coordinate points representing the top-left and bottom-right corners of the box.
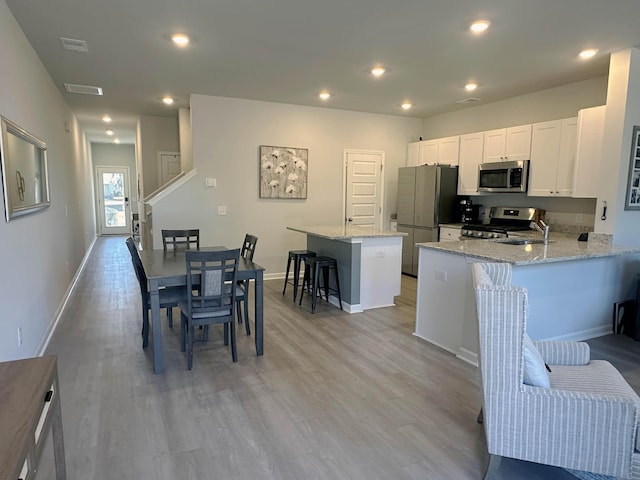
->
(472, 262), (640, 479)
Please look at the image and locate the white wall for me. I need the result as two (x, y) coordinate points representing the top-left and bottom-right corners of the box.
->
(0, 0), (94, 361)
(421, 76), (607, 139)
(153, 95), (421, 274)
(178, 107), (193, 172)
(138, 115), (179, 197)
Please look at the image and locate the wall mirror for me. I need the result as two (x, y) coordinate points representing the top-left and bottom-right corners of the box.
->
(0, 116), (50, 221)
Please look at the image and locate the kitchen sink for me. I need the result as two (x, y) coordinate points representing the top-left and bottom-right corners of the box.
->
(493, 238), (550, 245)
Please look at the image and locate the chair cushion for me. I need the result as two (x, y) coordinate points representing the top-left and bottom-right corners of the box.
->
(523, 334), (551, 388)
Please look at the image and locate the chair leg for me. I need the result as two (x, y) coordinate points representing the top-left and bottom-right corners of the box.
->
(312, 264), (320, 313)
(282, 255), (292, 296)
(167, 307), (173, 328)
(243, 293), (251, 335)
(483, 454), (501, 480)
(224, 323), (229, 346)
(299, 265), (308, 306)
(477, 407), (483, 424)
(292, 256), (301, 301)
(187, 324), (194, 370)
(230, 320), (237, 363)
(333, 264), (343, 310)
(236, 299), (243, 325)
(180, 312), (187, 352)
(142, 305), (150, 348)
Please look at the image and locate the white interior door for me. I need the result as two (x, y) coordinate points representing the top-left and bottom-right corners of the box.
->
(159, 152), (181, 185)
(96, 166), (131, 235)
(344, 149), (384, 228)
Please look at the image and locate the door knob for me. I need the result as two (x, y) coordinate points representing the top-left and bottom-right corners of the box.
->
(348, 217), (353, 222)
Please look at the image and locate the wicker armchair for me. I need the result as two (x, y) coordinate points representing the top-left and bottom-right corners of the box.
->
(472, 262), (640, 479)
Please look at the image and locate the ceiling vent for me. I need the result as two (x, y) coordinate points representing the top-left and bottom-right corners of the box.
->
(64, 83), (103, 95)
(456, 97), (481, 104)
(60, 37), (88, 53)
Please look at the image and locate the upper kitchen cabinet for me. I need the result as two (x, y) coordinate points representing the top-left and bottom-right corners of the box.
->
(573, 105), (606, 198)
(407, 141), (420, 167)
(457, 132), (484, 195)
(483, 124), (532, 163)
(407, 136), (460, 167)
(528, 117), (577, 197)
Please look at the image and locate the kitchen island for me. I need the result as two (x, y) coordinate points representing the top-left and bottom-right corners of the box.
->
(415, 233), (640, 365)
(287, 225), (406, 312)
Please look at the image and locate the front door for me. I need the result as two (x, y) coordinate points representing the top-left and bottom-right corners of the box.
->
(96, 166), (131, 235)
(344, 149), (384, 228)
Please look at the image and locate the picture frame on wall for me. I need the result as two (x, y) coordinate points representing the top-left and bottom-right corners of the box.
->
(625, 125), (640, 210)
(259, 145), (308, 199)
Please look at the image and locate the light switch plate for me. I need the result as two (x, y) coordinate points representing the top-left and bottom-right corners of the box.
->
(217, 206), (227, 215)
(205, 178), (217, 188)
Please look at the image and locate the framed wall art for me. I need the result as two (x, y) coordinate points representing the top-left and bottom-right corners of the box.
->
(625, 125), (640, 210)
(259, 145), (308, 199)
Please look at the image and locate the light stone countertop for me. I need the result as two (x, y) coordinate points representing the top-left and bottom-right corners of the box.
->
(417, 232), (640, 265)
(287, 225), (407, 240)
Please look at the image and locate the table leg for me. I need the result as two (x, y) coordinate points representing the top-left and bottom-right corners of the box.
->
(254, 270), (264, 355)
(149, 281), (164, 373)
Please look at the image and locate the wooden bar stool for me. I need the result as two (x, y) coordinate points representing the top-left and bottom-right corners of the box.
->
(299, 256), (343, 313)
(282, 250), (316, 301)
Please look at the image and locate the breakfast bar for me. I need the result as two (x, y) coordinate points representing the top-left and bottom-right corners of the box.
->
(287, 225), (406, 312)
(415, 233), (640, 365)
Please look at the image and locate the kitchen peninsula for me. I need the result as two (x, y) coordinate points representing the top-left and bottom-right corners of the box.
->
(415, 233), (640, 365)
(287, 225), (406, 312)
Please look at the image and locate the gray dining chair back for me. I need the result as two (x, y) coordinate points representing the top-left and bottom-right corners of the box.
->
(125, 236), (185, 346)
(236, 234), (258, 335)
(179, 248), (240, 369)
(162, 229), (200, 251)
(241, 234), (258, 261)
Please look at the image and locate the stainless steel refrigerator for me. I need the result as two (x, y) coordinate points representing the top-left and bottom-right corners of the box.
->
(396, 165), (458, 276)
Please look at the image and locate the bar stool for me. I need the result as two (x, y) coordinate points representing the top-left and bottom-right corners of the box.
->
(282, 250), (316, 301)
(299, 256), (343, 313)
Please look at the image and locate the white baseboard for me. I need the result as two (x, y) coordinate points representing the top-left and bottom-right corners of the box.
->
(456, 348), (478, 367)
(412, 332), (459, 356)
(37, 235), (98, 357)
(541, 325), (612, 342)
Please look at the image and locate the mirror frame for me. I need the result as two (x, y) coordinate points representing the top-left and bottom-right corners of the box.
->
(0, 116), (50, 221)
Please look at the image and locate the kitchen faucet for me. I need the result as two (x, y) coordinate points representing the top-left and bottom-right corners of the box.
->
(530, 220), (550, 245)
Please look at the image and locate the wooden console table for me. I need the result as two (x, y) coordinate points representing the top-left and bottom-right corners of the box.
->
(0, 356), (67, 480)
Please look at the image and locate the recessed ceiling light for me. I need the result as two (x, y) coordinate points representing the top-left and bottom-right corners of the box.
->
(102, 115), (112, 123)
(106, 129), (114, 136)
(470, 21), (490, 33)
(465, 82), (478, 91)
(162, 96), (175, 105)
(318, 91), (331, 100)
(401, 102), (413, 110)
(113, 138), (121, 144)
(371, 66), (386, 77)
(579, 48), (598, 59)
(171, 34), (190, 47)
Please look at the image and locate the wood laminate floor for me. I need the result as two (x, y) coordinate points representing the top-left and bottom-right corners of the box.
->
(39, 236), (640, 479)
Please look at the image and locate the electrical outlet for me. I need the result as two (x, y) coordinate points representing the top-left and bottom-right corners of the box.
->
(217, 206), (227, 215)
(435, 270), (447, 282)
(17, 327), (23, 347)
(576, 213), (583, 223)
(375, 250), (385, 258)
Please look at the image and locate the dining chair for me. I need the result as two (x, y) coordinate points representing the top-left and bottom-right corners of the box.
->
(236, 234), (258, 335)
(179, 249), (240, 370)
(161, 229), (200, 251)
(125, 237), (187, 345)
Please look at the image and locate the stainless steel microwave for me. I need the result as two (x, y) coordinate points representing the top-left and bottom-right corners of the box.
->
(478, 160), (529, 193)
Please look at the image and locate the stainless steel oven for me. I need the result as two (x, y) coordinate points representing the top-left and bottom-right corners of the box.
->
(478, 160), (529, 193)
(460, 206), (543, 239)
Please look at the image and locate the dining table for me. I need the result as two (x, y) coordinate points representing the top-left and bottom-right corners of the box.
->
(138, 246), (265, 373)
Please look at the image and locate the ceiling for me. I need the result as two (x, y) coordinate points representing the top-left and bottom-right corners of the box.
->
(6, 0), (640, 145)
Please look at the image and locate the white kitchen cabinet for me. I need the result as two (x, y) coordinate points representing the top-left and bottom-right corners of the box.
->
(439, 225), (461, 242)
(436, 136), (460, 166)
(457, 132), (484, 195)
(573, 105), (606, 198)
(529, 117), (577, 197)
(482, 124), (532, 163)
(407, 141), (420, 167)
(419, 140), (438, 165)
(410, 136), (460, 166)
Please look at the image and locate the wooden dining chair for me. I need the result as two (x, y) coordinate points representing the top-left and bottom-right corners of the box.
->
(161, 229), (200, 251)
(236, 234), (258, 335)
(179, 249), (240, 370)
(125, 237), (187, 345)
